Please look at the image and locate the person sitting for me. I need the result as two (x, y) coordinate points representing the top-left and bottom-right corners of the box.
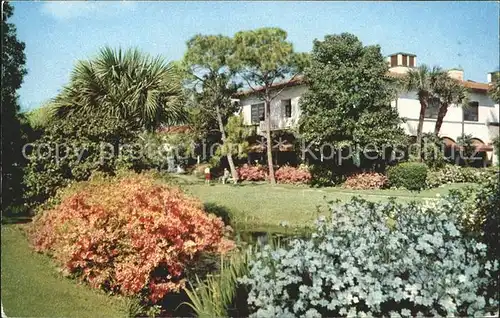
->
(222, 168), (230, 184)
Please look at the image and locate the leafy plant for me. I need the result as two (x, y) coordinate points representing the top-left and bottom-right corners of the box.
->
(29, 173), (234, 304)
(240, 197), (498, 317)
(237, 164), (268, 182)
(183, 249), (251, 317)
(387, 162), (428, 190)
(52, 47), (186, 130)
(275, 165), (312, 184)
(343, 172), (388, 190)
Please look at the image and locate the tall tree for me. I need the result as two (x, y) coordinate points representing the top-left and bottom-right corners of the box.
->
(183, 34), (240, 183)
(299, 33), (405, 160)
(489, 71), (500, 104)
(433, 73), (468, 135)
(1, 2), (27, 208)
(52, 47), (186, 131)
(401, 65), (443, 152)
(233, 28), (308, 184)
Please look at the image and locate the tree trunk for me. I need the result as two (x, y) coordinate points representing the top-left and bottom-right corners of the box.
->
(216, 104), (238, 184)
(265, 99), (276, 184)
(434, 103), (449, 136)
(416, 99), (427, 162)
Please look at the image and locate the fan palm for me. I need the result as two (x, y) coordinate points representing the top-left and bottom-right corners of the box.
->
(52, 47), (186, 130)
(433, 73), (468, 135)
(401, 65), (444, 149)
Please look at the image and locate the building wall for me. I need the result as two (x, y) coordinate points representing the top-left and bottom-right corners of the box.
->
(395, 90), (499, 144)
(239, 85), (308, 133)
(238, 84), (499, 160)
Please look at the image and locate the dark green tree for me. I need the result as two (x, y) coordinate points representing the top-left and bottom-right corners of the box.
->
(400, 65), (443, 150)
(1, 2), (27, 208)
(233, 28), (308, 184)
(298, 33), (404, 162)
(489, 71), (500, 104)
(183, 34), (241, 183)
(52, 47), (186, 131)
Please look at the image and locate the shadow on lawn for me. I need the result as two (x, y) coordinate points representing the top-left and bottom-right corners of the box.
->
(2, 205), (32, 225)
(203, 202), (233, 225)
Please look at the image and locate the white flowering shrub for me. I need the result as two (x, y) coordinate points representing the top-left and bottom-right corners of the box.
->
(240, 197), (498, 317)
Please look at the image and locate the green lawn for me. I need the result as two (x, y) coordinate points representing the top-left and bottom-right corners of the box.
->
(1, 224), (127, 318)
(171, 175), (476, 233)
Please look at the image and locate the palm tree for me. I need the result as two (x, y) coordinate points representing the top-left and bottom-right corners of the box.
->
(433, 73), (468, 135)
(52, 47), (186, 130)
(401, 65), (444, 151)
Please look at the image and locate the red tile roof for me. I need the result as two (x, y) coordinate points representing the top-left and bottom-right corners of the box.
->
(234, 71), (491, 97)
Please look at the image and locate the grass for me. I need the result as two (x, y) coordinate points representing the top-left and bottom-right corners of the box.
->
(169, 174), (476, 232)
(1, 224), (127, 318)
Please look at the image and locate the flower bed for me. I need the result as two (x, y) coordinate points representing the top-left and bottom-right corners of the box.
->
(30, 174), (234, 303)
(342, 172), (387, 190)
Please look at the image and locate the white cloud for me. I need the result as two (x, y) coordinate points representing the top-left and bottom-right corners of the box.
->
(41, 1), (136, 21)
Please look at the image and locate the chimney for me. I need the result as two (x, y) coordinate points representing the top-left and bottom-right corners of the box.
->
(448, 68), (464, 81)
(387, 52), (416, 74)
(488, 71), (499, 83)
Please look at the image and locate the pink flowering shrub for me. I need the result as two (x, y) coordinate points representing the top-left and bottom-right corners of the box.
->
(342, 172), (388, 190)
(275, 165), (312, 184)
(237, 164), (268, 181)
(29, 174), (234, 303)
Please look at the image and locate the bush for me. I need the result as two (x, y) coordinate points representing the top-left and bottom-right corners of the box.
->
(426, 165), (499, 188)
(240, 197), (498, 317)
(342, 172), (388, 190)
(23, 113), (141, 207)
(447, 173), (500, 300)
(29, 173), (234, 304)
(275, 165), (311, 184)
(237, 164), (267, 182)
(387, 162), (428, 190)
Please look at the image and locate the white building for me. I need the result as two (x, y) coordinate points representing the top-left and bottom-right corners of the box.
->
(236, 53), (499, 164)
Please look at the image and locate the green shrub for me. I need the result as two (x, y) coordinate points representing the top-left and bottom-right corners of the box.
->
(426, 165), (499, 188)
(387, 162), (428, 190)
(240, 197), (498, 317)
(421, 133), (447, 169)
(23, 114), (140, 207)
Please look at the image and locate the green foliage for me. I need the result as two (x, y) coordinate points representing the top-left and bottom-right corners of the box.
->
(298, 33), (405, 150)
(52, 46), (186, 130)
(233, 27), (309, 183)
(421, 133), (447, 169)
(387, 162), (428, 190)
(183, 250), (251, 317)
(426, 164), (498, 188)
(400, 65), (445, 145)
(212, 115), (251, 164)
(488, 71), (500, 103)
(432, 71), (468, 135)
(241, 197), (498, 317)
(457, 133), (476, 167)
(447, 175), (500, 301)
(232, 28), (308, 77)
(1, 2), (28, 207)
(24, 102), (54, 130)
(492, 136), (500, 166)
(23, 113), (140, 207)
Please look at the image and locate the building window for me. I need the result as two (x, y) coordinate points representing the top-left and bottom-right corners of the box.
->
(282, 99), (292, 118)
(251, 103), (265, 124)
(409, 56), (415, 67)
(402, 55), (408, 66)
(390, 55), (397, 67)
(463, 101), (479, 122)
(425, 97), (440, 119)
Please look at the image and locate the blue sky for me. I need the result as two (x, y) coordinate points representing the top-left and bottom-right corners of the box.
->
(11, 1), (500, 111)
